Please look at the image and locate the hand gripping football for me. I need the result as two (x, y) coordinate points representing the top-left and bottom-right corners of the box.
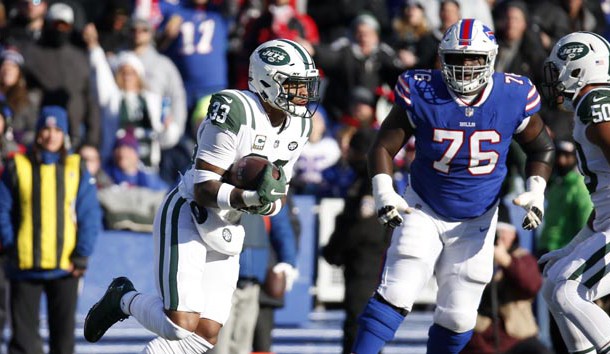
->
(225, 155), (280, 190)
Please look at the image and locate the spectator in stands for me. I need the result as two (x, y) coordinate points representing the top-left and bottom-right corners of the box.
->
(530, 1), (571, 52)
(340, 86), (378, 129)
(292, 106), (341, 196)
(391, 0), (436, 70)
(83, 23), (171, 171)
(104, 132), (168, 191)
(422, 0), (461, 69)
(562, 0), (605, 34)
(299, 14), (407, 122)
(462, 217), (552, 354)
(95, 0), (132, 55)
(537, 139), (592, 354)
(129, 15), (189, 185)
(156, 0), (230, 110)
(0, 47), (38, 146)
(459, 0), (495, 31)
(494, 1), (547, 85)
(237, 0), (320, 89)
(210, 207), (298, 354)
(3, 0), (48, 45)
(306, 0), (391, 44)
(252, 200), (301, 352)
(16, 2), (101, 149)
(0, 101), (24, 173)
(0, 105), (101, 354)
(78, 144), (113, 189)
(322, 127), (391, 354)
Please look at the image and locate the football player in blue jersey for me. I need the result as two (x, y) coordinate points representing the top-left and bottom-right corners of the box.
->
(351, 19), (555, 354)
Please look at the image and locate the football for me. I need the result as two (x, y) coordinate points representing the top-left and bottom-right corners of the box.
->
(225, 155), (280, 190)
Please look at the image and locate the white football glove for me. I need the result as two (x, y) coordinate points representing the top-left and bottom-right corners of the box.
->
(538, 226), (595, 277)
(273, 262), (299, 292)
(372, 174), (412, 228)
(513, 176), (546, 230)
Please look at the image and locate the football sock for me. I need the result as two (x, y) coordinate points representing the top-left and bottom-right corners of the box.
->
(126, 292), (192, 340)
(426, 323), (473, 354)
(351, 297), (405, 353)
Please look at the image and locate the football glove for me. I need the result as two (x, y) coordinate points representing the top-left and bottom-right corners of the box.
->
(538, 226), (594, 277)
(513, 176), (546, 230)
(273, 262), (299, 292)
(372, 174), (412, 228)
(257, 164), (287, 205)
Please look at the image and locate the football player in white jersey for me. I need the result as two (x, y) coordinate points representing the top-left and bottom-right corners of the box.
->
(83, 39), (319, 353)
(539, 31), (610, 354)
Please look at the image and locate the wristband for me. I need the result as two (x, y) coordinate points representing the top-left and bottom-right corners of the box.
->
(525, 175), (546, 194)
(242, 190), (262, 207)
(372, 174), (395, 196)
(217, 183), (235, 210)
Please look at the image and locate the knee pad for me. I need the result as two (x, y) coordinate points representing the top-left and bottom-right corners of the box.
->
(358, 297), (405, 342)
(160, 316), (193, 340)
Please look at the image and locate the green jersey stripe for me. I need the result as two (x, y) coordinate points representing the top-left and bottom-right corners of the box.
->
(158, 188), (179, 301)
(277, 39), (312, 70)
(568, 242), (610, 281)
(233, 90), (257, 130)
(168, 197), (186, 310)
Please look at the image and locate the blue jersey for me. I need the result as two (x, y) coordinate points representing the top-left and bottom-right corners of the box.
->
(159, 1), (229, 106)
(394, 70), (541, 220)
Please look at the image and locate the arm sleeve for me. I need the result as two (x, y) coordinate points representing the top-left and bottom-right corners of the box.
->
(268, 205), (298, 266)
(196, 122), (238, 171)
(74, 166), (102, 260)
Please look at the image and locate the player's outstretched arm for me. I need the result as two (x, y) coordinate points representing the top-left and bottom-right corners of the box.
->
(513, 114), (555, 230)
(369, 104), (414, 228)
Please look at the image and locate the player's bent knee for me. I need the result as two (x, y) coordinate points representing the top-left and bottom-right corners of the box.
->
(195, 318), (223, 345)
(435, 308), (477, 333)
(379, 285), (415, 312)
(553, 280), (585, 312)
(160, 315), (194, 340)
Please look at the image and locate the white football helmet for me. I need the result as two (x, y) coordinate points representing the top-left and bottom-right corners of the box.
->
(543, 31), (610, 110)
(438, 19), (498, 94)
(249, 39), (320, 118)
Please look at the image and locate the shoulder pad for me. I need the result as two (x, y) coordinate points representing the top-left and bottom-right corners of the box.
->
(208, 91), (253, 135)
(577, 89), (610, 125)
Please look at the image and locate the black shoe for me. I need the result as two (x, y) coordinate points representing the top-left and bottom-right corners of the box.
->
(83, 277), (136, 342)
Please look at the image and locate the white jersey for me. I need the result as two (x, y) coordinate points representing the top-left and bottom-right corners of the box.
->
(573, 87), (610, 230)
(177, 89), (311, 249)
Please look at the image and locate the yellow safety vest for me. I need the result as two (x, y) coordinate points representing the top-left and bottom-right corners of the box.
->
(13, 153), (80, 271)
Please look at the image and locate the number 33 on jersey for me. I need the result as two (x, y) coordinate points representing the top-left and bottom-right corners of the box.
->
(395, 70), (541, 220)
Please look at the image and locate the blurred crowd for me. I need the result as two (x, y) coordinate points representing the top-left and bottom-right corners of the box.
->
(0, 0), (606, 353)
(0, 0), (605, 211)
